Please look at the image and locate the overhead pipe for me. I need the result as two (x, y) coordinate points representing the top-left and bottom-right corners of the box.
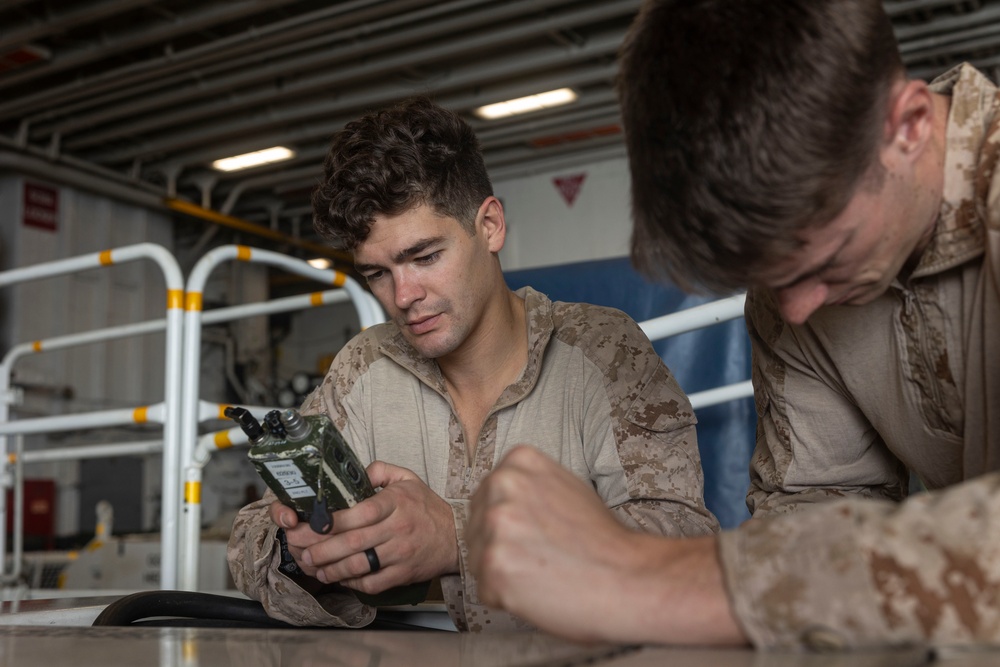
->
(0, 0), (161, 53)
(34, 0), (496, 136)
(0, 0), (305, 93)
(72, 10), (634, 154)
(164, 199), (352, 266)
(0, 0), (430, 121)
(101, 29), (624, 163)
(58, 0), (640, 147)
(0, 142), (349, 267)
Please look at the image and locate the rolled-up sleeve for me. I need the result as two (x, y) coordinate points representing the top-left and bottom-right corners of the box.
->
(719, 472), (1000, 649)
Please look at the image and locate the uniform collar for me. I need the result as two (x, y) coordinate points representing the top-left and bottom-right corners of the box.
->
(378, 285), (555, 403)
(912, 63), (998, 278)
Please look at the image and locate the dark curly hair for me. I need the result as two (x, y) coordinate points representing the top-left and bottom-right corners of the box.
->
(312, 97), (493, 251)
(618, 0), (903, 293)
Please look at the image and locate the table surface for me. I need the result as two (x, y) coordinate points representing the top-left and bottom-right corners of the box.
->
(0, 595), (996, 666)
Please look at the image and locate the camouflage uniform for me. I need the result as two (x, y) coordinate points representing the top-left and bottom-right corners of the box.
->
(230, 286), (719, 631)
(719, 64), (1000, 649)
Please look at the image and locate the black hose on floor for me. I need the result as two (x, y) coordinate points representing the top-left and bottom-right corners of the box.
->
(92, 591), (296, 628)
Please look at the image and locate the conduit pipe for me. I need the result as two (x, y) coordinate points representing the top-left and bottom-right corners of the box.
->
(2, 131), (350, 264)
(165, 199), (351, 265)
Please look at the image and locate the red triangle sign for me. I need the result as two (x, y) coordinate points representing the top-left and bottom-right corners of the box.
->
(553, 173), (587, 207)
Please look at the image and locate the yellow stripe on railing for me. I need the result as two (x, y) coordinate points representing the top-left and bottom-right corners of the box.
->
(215, 431), (233, 449)
(310, 292), (324, 306)
(167, 289), (184, 310)
(99, 250), (113, 266)
(236, 245), (252, 261)
(185, 292), (203, 311)
(332, 271), (346, 287)
(185, 481), (201, 504)
(133, 406), (148, 423)
(32, 340), (42, 352)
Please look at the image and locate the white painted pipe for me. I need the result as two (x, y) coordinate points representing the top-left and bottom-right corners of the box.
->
(13, 440), (164, 463)
(181, 466), (203, 591)
(688, 380), (755, 411)
(0, 403), (166, 436)
(639, 293), (747, 340)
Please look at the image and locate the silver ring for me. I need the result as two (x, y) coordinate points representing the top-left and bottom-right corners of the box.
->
(364, 547), (381, 574)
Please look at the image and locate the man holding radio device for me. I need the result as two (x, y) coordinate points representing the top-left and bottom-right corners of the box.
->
(227, 96), (719, 631)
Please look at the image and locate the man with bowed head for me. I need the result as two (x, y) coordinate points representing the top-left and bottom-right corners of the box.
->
(468, 0), (1000, 650)
(228, 96), (719, 631)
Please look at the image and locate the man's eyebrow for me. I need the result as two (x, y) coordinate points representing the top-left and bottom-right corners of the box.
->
(354, 237), (445, 273)
(771, 226), (857, 290)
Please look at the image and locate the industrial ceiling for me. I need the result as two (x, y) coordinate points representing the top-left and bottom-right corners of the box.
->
(1, 0), (998, 254)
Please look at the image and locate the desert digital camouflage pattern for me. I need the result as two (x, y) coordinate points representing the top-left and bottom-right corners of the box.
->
(229, 286), (718, 631)
(720, 64), (1000, 649)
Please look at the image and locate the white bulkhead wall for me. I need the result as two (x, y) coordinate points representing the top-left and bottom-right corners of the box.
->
(495, 156), (631, 271)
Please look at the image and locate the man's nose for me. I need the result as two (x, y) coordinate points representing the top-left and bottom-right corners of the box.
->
(775, 281), (829, 325)
(393, 271), (424, 310)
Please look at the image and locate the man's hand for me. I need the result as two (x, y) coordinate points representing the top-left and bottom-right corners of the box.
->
(467, 445), (747, 646)
(274, 461), (459, 595)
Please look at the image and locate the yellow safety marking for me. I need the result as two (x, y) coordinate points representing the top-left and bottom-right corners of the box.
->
(332, 271), (346, 287)
(310, 292), (324, 306)
(186, 292), (203, 311)
(185, 481), (201, 504)
(236, 245), (252, 261)
(57, 572), (67, 589)
(32, 340), (43, 352)
(86, 540), (103, 552)
(99, 250), (113, 265)
(183, 640), (197, 663)
(217, 404), (230, 420)
(7, 453), (16, 464)
(167, 289), (184, 310)
(214, 431), (233, 449)
(133, 406), (149, 424)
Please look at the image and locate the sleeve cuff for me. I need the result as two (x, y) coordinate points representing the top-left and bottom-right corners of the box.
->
(717, 501), (892, 649)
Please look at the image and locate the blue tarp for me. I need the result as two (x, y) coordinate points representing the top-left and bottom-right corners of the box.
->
(505, 256), (755, 529)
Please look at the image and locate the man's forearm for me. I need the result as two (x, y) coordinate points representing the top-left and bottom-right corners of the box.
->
(615, 533), (746, 645)
(467, 445), (747, 645)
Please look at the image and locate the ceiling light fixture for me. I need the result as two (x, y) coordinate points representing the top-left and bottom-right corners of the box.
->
(307, 258), (332, 270)
(473, 88), (578, 120)
(211, 146), (295, 172)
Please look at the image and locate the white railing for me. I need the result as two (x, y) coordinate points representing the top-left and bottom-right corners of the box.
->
(176, 245), (384, 590)
(0, 244), (382, 596)
(639, 293), (752, 410)
(0, 243), (184, 589)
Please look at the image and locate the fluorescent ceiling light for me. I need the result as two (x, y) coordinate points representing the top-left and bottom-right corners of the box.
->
(307, 258), (332, 270)
(211, 146), (295, 172)
(473, 88), (578, 120)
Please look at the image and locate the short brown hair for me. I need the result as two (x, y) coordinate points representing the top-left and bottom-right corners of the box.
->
(618, 0), (904, 293)
(312, 97), (493, 251)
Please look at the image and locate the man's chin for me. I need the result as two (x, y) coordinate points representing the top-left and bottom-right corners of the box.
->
(402, 333), (455, 360)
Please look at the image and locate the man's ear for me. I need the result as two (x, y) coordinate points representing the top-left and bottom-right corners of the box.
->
(884, 78), (935, 162)
(478, 196), (507, 253)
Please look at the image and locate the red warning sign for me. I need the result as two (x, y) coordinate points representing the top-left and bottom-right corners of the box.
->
(553, 173), (587, 207)
(23, 182), (58, 231)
